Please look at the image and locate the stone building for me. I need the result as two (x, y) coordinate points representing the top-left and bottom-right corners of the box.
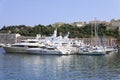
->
(70, 22), (86, 27)
(89, 20), (109, 26)
(0, 33), (45, 44)
(52, 22), (66, 27)
(0, 33), (20, 44)
(107, 19), (120, 31)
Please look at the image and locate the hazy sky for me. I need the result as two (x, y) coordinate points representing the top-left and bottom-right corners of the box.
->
(0, 0), (120, 27)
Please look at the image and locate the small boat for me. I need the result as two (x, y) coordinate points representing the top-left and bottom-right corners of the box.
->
(105, 46), (118, 54)
(78, 46), (106, 55)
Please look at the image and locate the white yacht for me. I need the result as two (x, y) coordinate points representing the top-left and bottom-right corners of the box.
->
(3, 39), (44, 53)
(27, 38), (78, 55)
(27, 44), (72, 55)
(3, 29), (59, 54)
(27, 31), (78, 55)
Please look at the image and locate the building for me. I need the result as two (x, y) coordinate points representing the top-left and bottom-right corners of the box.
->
(0, 33), (20, 44)
(0, 33), (45, 44)
(89, 20), (109, 26)
(52, 22), (66, 27)
(107, 19), (120, 30)
(70, 22), (86, 27)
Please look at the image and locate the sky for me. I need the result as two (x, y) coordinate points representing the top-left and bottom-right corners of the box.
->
(0, 0), (120, 27)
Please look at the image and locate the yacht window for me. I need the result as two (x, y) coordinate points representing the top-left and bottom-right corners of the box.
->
(55, 43), (58, 44)
(62, 43), (67, 44)
(28, 46), (39, 48)
(40, 46), (46, 49)
(47, 48), (55, 50)
(12, 45), (25, 47)
(28, 41), (37, 43)
(20, 41), (26, 43)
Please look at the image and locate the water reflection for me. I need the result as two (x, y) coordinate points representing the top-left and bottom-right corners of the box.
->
(0, 48), (120, 80)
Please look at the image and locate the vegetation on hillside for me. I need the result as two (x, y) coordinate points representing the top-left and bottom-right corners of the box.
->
(0, 23), (120, 40)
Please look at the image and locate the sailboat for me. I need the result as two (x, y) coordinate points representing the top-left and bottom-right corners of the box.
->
(78, 19), (106, 55)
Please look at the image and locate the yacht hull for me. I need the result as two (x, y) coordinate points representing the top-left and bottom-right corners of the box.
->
(3, 46), (28, 53)
(78, 52), (106, 55)
(78, 49), (106, 55)
(27, 48), (71, 55)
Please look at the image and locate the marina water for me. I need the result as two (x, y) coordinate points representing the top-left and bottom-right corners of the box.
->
(0, 48), (120, 80)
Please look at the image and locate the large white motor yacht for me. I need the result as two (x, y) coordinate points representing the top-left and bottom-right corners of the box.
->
(27, 31), (78, 55)
(27, 44), (72, 55)
(3, 39), (44, 53)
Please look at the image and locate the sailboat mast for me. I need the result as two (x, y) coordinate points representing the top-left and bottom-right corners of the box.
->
(91, 22), (93, 47)
(94, 18), (97, 46)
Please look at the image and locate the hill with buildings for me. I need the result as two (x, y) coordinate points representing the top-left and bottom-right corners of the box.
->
(0, 19), (120, 39)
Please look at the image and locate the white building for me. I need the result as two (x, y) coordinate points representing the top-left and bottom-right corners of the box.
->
(107, 19), (120, 30)
(0, 33), (21, 44)
(52, 22), (66, 27)
(71, 22), (86, 27)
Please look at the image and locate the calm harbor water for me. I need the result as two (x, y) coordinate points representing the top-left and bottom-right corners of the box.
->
(0, 48), (120, 80)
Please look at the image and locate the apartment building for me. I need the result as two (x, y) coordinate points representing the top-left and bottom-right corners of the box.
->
(107, 19), (120, 30)
(70, 22), (86, 27)
(0, 33), (20, 44)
